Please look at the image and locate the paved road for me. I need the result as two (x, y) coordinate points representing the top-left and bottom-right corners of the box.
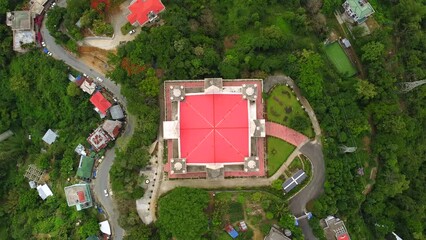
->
(289, 141), (325, 240)
(41, 16), (127, 240)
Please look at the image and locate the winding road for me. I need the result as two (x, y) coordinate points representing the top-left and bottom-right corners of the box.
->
(41, 16), (127, 240)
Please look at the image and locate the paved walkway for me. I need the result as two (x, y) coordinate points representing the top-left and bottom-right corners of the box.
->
(266, 122), (308, 146)
(0, 130), (13, 142)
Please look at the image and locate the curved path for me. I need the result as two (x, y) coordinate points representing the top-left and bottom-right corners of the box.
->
(41, 16), (127, 240)
(265, 75), (325, 240)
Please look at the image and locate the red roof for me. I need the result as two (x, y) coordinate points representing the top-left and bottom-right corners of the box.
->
(90, 92), (112, 115)
(180, 94), (249, 164)
(127, 0), (165, 26)
(77, 191), (86, 202)
(338, 233), (351, 240)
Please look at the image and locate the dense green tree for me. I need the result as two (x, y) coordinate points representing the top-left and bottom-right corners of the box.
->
(158, 187), (209, 240)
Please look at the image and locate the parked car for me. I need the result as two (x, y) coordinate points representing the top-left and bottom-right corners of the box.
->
(41, 41), (46, 47)
(47, 51), (53, 56)
(50, 2), (56, 8)
(96, 76), (104, 82)
(83, 73), (88, 77)
(104, 189), (109, 197)
(129, 29), (136, 35)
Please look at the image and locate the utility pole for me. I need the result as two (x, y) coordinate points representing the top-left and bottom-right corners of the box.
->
(400, 79), (426, 93)
(339, 145), (357, 153)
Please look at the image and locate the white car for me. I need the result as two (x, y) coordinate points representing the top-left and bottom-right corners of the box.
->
(47, 52), (53, 56)
(41, 41), (46, 47)
(104, 189), (109, 197)
(50, 2), (56, 8)
(96, 76), (104, 82)
(129, 29), (136, 35)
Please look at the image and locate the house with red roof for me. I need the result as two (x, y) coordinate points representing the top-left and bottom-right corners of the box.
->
(87, 126), (111, 152)
(90, 92), (112, 116)
(127, 0), (165, 26)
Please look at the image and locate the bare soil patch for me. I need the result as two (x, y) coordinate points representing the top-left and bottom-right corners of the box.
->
(78, 46), (115, 74)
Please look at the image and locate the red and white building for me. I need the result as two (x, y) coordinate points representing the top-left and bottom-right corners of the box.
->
(127, 0), (165, 26)
(87, 126), (111, 152)
(90, 92), (112, 116)
(163, 78), (266, 179)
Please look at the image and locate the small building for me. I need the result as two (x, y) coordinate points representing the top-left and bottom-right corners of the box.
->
(109, 105), (125, 120)
(90, 92), (112, 116)
(29, 181), (37, 189)
(42, 129), (58, 145)
(321, 216), (351, 240)
(37, 184), (53, 200)
(342, 0), (375, 24)
(282, 170), (308, 193)
(102, 120), (122, 139)
(30, 0), (48, 15)
(99, 220), (111, 236)
(87, 127), (111, 152)
(80, 79), (97, 95)
(6, 11), (35, 52)
(127, 0), (165, 26)
(75, 144), (86, 156)
(225, 225), (239, 239)
(76, 156), (95, 179)
(64, 183), (93, 211)
(264, 226), (291, 240)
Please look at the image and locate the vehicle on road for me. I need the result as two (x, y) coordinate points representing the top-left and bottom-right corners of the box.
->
(50, 2), (56, 8)
(83, 73), (88, 77)
(104, 189), (109, 197)
(96, 76), (104, 82)
(41, 41), (46, 47)
(47, 52), (53, 56)
(129, 29), (136, 35)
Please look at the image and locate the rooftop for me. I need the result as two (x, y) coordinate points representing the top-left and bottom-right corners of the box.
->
(180, 94), (249, 164)
(264, 226), (291, 240)
(90, 92), (112, 115)
(64, 183), (93, 210)
(37, 184), (53, 200)
(343, 0), (375, 23)
(80, 80), (96, 95)
(282, 170), (307, 193)
(101, 120), (122, 139)
(109, 105), (125, 120)
(42, 129), (58, 145)
(76, 156), (95, 179)
(6, 11), (32, 30)
(322, 216), (351, 240)
(87, 127), (111, 152)
(127, 0), (165, 26)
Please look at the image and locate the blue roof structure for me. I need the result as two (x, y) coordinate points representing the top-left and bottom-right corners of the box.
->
(228, 229), (238, 238)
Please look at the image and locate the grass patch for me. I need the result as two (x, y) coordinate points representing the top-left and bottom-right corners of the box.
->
(229, 202), (244, 223)
(121, 22), (135, 35)
(274, 17), (291, 34)
(266, 84), (314, 137)
(324, 42), (357, 77)
(267, 137), (296, 176)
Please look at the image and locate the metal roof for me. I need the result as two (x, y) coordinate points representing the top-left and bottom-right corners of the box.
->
(282, 170), (307, 193)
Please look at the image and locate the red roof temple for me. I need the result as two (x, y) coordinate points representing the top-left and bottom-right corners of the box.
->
(163, 78), (266, 179)
(90, 92), (112, 115)
(127, 0), (165, 26)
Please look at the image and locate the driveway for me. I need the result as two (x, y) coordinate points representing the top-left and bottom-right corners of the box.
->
(42, 15), (128, 240)
(81, 0), (138, 50)
(289, 141), (325, 240)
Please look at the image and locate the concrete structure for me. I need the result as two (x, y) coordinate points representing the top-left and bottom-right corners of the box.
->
(87, 127), (111, 152)
(6, 11), (35, 52)
(127, 0), (165, 26)
(264, 225), (291, 240)
(42, 129), (58, 145)
(163, 78), (266, 179)
(342, 0), (375, 24)
(24, 164), (44, 183)
(321, 216), (351, 240)
(64, 183), (93, 211)
(30, 0), (48, 15)
(37, 184), (53, 200)
(101, 120), (122, 139)
(282, 170), (308, 193)
(80, 80), (97, 95)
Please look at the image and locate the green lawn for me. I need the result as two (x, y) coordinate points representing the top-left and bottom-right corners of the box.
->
(266, 85), (314, 137)
(267, 137), (296, 176)
(324, 42), (357, 76)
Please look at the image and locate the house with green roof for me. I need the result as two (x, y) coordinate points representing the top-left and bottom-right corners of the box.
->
(76, 155), (95, 179)
(343, 0), (375, 24)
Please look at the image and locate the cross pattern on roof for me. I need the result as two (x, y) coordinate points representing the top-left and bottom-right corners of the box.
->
(180, 94), (249, 164)
(282, 170), (307, 192)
